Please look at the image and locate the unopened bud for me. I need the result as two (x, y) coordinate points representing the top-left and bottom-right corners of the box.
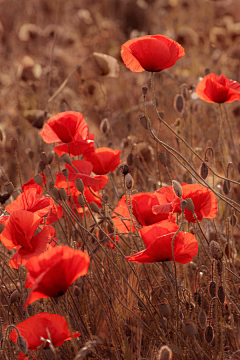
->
(10, 290), (20, 304)
(125, 173), (133, 190)
(11, 138), (18, 151)
(142, 86), (148, 96)
(47, 151), (54, 164)
(59, 188), (68, 201)
(17, 335), (28, 354)
(200, 162), (208, 179)
(222, 180), (230, 195)
(73, 285), (81, 297)
(127, 153), (134, 166)
(172, 180), (182, 198)
(102, 194), (108, 203)
(158, 345), (172, 360)
(174, 94), (185, 114)
(61, 153), (72, 164)
(140, 115), (148, 130)
(89, 202), (100, 213)
(51, 187), (61, 200)
(62, 168), (69, 178)
(75, 179), (84, 193)
(158, 153), (167, 166)
(40, 152), (49, 165)
(38, 161), (46, 173)
(183, 323), (197, 338)
(159, 303), (171, 318)
(34, 175), (43, 187)
(205, 325), (214, 343)
(186, 198), (195, 213)
(78, 194), (85, 207)
(181, 200), (187, 211)
(107, 222), (114, 234)
(198, 310), (207, 329)
(209, 240), (222, 260)
(100, 118), (110, 134)
(5, 182), (14, 195)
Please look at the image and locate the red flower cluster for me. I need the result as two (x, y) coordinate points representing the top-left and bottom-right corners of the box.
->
(10, 312), (81, 351)
(24, 245), (90, 308)
(121, 34), (185, 72)
(196, 73), (240, 104)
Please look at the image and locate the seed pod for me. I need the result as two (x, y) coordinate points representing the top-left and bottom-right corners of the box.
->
(158, 345), (172, 360)
(222, 180), (230, 195)
(218, 285), (225, 304)
(107, 222), (114, 234)
(17, 335), (28, 354)
(51, 187), (61, 200)
(40, 152), (49, 165)
(10, 290), (20, 304)
(38, 160), (46, 172)
(100, 118), (110, 134)
(186, 198), (195, 213)
(125, 173), (134, 190)
(98, 229), (105, 241)
(89, 202), (100, 213)
(198, 310), (207, 329)
(181, 200), (187, 211)
(200, 162), (208, 179)
(75, 179), (84, 193)
(205, 325), (214, 343)
(174, 94), (185, 114)
(102, 194), (108, 203)
(11, 138), (18, 151)
(140, 115), (148, 129)
(194, 291), (202, 307)
(142, 86), (148, 96)
(121, 164), (129, 175)
(127, 153), (134, 166)
(0, 192), (10, 204)
(209, 240), (222, 260)
(209, 281), (216, 298)
(78, 194), (85, 207)
(183, 323), (197, 338)
(230, 214), (236, 226)
(73, 285), (81, 297)
(59, 188), (68, 201)
(159, 153), (167, 166)
(61, 153), (72, 164)
(5, 182), (14, 194)
(62, 168), (69, 178)
(34, 174), (43, 187)
(172, 180), (182, 198)
(159, 304), (171, 318)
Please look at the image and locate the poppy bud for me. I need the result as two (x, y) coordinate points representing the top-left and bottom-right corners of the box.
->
(127, 153), (134, 166)
(158, 345), (172, 360)
(200, 162), (208, 179)
(100, 118), (110, 134)
(209, 281), (216, 298)
(230, 214), (236, 226)
(102, 194), (108, 203)
(172, 180), (182, 198)
(38, 160), (46, 172)
(107, 222), (114, 234)
(73, 285), (81, 297)
(142, 86), (148, 96)
(59, 188), (68, 201)
(78, 194), (85, 207)
(12, 190), (21, 200)
(121, 164), (129, 175)
(173, 94), (185, 114)
(209, 240), (222, 260)
(75, 179), (84, 193)
(125, 173), (134, 190)
(158, 153), (167, 166)
(61, 153), (72, 164)
(198, 310), (207, 329)
(34, 174), (43, 187)
(159, 303), (171, 318)
(47, 151), (54, 164)
(181, 200), (187, 211)
(222, 180), (230, 195)
(186, 198), (195, 213)
(140, 115), (148, 129)
(205, 325), (214, 343)
(183, 323), (197, 338)
(5, 182), (14, 195)
(10, 289), (20, 304)
(62, 169), (69, 178)
(17, 335), (28, 354)
(218, 285), (225, 304)
(40, 152), (49, 165)
(51, 187), (61, 200)
(11, 138), (18, 151)
(89, 202), (100, 213)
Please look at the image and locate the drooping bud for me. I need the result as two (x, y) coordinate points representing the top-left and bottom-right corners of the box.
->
(183, 323), (197, 338)
(222, 180), (230, 195)
(142, 86), (148, 97)
(34, 174), (43, 187)
(89, 202), (100, 213)
(186, 198), (195, 213)
(199, 162), (208, 179)
(17, 335), (28, 354)
(75, 179), (84, 193)
(61, 153), (72, 164)
(209, 240), (222, 260)
(5, 182), (14, 195)
(125, 173), (134, 191)
(51, 187), (61, 201)
(40, 152), (49, 165)
(157, 345), (172, 360)
(172, 180), (182, 198)
(59, 188), (68, 201)
(139, 115), (148, 129)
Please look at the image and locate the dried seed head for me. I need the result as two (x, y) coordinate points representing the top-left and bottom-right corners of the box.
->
(127, 153), (134, 166)
(89, 202), (100, 213)
(75, 179), (84, 193)
(51, 187), (61, 200)
(209, 281), (216, 298)
(11, 138), (18, 151)
(198, 310), (207, 329)
(62, 168), (69, 178)
(200, 162), (208, 179)
(222, 180), (230, 195)
(61, 153), (72, 164)
(12, 189), (21, 200)
(139, 115), (148, 129)
(218, 285), (225, 304)
(38, 160), (46, 172)
(209, 240), (222, 260)
(125, 173), (134, 191)
(73, 285), (81, 297)
(159, 304), (171, 318)
(5, 182), (14, 195)
(205, 325), (214, 343)
(100, 118), (110, 134)
(17, 335), (28, 354)
(142, 86), (148, 96)
(181, 200), (187, 211)
(230, 214), (237, 226)
(158, 153), (167, 166)
(10, 289), (20, 304)
(34, 174), (43, 187)
(40, 152), (49, 165)
(78, 194), (85, 207)
(59, 188), (68, 201)
(174, 94), (185, 114)
(158, 345), (172, 360)
(183, 323), (197, 338)
(186, 198), (195, 213)
(172, 180), (182, 198)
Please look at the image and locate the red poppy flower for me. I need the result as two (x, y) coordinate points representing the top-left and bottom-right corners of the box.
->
(196, 73), (240, 104)
(10, 312), (81, 351)
(121, 34), (185, 73)
(23, 245), (90, 308)
(126, 221), (198, 264)
(22, 174), (46, 195)
(113, 192), (171, 234)
(154, 183), (218, 223)
(83, 147), (121, 175)
(41, 111), (94, 156)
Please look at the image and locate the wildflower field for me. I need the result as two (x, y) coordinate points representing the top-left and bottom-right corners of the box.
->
(1, 0), (240, 359)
